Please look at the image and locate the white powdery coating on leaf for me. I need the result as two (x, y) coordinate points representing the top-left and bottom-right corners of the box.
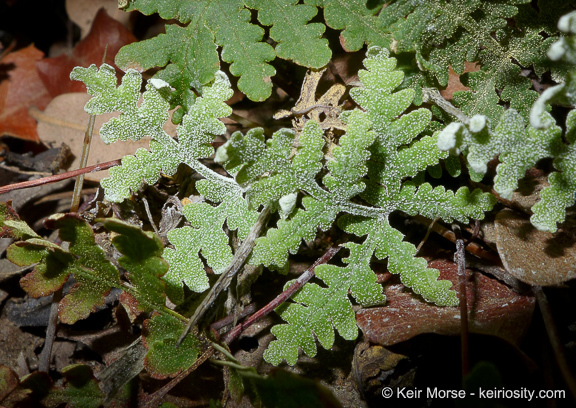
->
(279, 193), (297, 218)
(437, 122), (463, 150)
(469, 115), (487, 133)
(214, 141), (230, 163)
(149, 78), (171, 89)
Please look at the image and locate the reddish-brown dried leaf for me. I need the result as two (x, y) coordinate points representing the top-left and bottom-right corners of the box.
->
(440, 62), (480, 100)
(35, 8), (136, 98)
(0, 45), (51, 142)
(495, 209), (576, 286)
(356, 259), (535, 346)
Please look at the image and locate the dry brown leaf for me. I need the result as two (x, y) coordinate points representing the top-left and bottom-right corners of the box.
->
(274, 69), (346, 131)
(495, 209), (576, 286)
(35, 9), (136, 98)
(440, 62), (480, 101)
(0, 45), (51, 142)
(35, 93), (177, 181)
(66, 0), (131, 38)
(356, 259), (535, 346)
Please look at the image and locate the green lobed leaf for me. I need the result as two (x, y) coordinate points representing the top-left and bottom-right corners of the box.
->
(70, 64), (140, 116)
(142, 313), (202, 379)
(73, 64), (234, 203)
(10, 239), (77, 299)
(251, 197), (337, 271)
(98, 218), (169, 311)
(43, 365), (104, 408)
(245, 0), (331, 69)
(320, 0), (390, 51)
(163, 188), (258, 303)
(119, 0), (276, 103)
(46, 215), (121, 324)
(9, 214), (120, 325)
(263, 235), (385, 365)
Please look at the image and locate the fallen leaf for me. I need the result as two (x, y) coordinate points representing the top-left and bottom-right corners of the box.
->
(0, 364), (31, 405)
(66, 0), (131, 39)
(356, 259), (535, 346)
(495, 209), (576, 286)
(35, 8), (136, 98)
(0, 45), (51, 142)
(274, 69), (346, 132)
(440, 62), (480, 101)
(35, 93), (177, 181)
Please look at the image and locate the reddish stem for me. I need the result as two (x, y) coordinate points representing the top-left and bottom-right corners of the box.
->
(0, 159), (121, 195)
(453, 224), (469, 379)
(222, 245), (341, 345)
(141, 346), (215, 408)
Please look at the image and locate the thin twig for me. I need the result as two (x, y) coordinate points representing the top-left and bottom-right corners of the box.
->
(70, 114), (96, 212)
(210, 303), (257, 332)
(0, 159), (121, 195)
(141, 346), (215, 408)
(452, 224), (469, 379)
(533, 286), (576, 401)
(222, 245), (341, 345)
(416, 216), (440, 253)
(38, 289), (62, 372)
(177, 206), (272, 345)
(422, 88), (470, 124)
(414, 215), (500, 263)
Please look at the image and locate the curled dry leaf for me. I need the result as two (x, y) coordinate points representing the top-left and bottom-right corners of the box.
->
(0, 45), (51, 142)
(274, 68), (346, 131)
(439, 62), (480, 101)
(356, 259), (535, 346)
(495, 209), (576, 286)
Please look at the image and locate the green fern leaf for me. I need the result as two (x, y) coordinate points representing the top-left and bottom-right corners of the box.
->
(319, 0), (390, 51)
(324, 109), (375, 200)
(437, 109), (568, 231)
(245, 0), (330, 68)
(379, 0), (572, 123)
(118, 0), (323, 103)
(72, 64), (234, 203)
(251, 196), (337, 271)
(532, 110), (576, 230)
(218, 120), (326, 206)
(397, 184), (497, 223)
(253, 47), (492, 365)
(163, 185), (258, 303)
